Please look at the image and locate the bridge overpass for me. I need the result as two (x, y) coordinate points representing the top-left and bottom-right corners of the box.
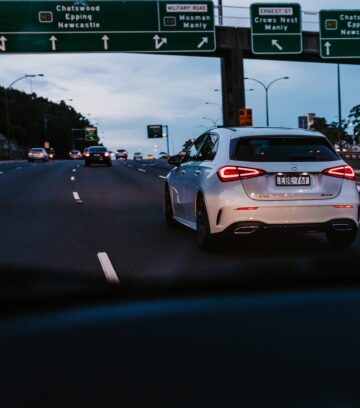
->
(191, 6), (360, 126)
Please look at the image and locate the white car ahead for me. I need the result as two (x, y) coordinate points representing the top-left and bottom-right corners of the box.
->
(165, 127), (359, 249)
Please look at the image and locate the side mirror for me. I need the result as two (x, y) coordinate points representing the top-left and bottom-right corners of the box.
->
(168, 154), (182, 167)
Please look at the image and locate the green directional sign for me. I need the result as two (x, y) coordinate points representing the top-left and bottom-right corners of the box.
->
(0, 1), (215, 53)
(320, 10), (360, 58)
(147, 125), (163, 139)
(250, 3), (302, 54)
(85, 127), (99, 142)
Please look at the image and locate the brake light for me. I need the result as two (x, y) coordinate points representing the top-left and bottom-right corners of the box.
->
(104, 152), (109, 157)
(84, 153), (90, 157)
(217, 166), (265, 182)
(235, 207), (258, 211)
(323, 165), (355, 181)
(334, 205), (353, 209)
(28, 152), (32, 156)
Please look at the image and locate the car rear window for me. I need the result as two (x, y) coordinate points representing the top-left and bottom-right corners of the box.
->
(30, 148), (43, 152)
(89, 147), (107, 153)
(230, 136), (339, 162)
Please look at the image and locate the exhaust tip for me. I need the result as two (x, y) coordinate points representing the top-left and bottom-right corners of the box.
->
(331, 223), (353, 232)
(234, 225), (260, 235)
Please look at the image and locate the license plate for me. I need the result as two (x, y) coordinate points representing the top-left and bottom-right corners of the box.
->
(276, 175), (311, 186)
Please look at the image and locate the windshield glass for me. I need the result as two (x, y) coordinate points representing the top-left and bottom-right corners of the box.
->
(0, 0), (359, 296)
(231, 136), (340, 162)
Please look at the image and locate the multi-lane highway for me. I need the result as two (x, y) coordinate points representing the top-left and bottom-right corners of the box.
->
(1, 158), (360, 283)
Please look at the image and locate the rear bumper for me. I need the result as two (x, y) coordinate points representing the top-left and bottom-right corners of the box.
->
(209, 202), (359, 234)
(223, 219), (358, 236)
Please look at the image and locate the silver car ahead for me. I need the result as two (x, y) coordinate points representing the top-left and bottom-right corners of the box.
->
(28, 148), (49, 162)
(165, 127), (359, 249)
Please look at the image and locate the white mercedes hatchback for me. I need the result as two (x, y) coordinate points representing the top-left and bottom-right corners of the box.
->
(165, 127), (359, 249)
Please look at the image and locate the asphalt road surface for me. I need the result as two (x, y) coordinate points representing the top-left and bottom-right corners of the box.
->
(1, 158), (360, 283)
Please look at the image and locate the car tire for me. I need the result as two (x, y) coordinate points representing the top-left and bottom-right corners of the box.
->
(164, 185), (177, 227)
(196, 194), (215, 250)
(326, 227), (358, 248)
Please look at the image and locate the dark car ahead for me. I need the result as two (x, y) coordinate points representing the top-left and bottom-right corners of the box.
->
(84, 146), (112, 167)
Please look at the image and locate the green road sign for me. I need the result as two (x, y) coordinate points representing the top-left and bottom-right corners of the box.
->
(85, 127), (98, 142)
(319, 10), (360, 58)
(250, 3), (302, 54)
(0, 1), (215, 53)
(147, 125), (163, 139)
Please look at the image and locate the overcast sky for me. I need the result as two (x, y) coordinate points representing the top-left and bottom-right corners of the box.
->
(1, 0), (360, 155)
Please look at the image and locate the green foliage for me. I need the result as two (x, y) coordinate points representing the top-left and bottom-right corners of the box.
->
(0, 86), (93, 158)
(310, 117), (348, 145)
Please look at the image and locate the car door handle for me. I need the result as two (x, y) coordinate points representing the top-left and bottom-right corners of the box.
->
(194, 170), (201, 176)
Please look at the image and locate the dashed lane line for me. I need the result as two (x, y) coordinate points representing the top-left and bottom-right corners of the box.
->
(97, 252), (120, 284)
(72, 169), (76, 172)
(73, 192), (81, 201)
(138, 168), (146, 172)
(158, 175), (167, 179)
(71, 176), (75, 181)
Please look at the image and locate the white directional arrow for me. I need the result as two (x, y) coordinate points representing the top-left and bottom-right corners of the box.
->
(0, 36), (7, 52)
(271, 39), (283, 51)
(49, 35), (57, 51)
(324, 41), (332, 56)
(197, 37), (208, 49)
(153, 35), (167, 50)
(102, 35), (109, 50)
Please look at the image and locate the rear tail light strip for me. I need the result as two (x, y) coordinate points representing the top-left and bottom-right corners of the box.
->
(217, 166), (265, 182)
(323, 165), (355, 181)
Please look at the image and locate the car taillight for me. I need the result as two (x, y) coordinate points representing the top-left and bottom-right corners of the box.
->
(84, 153), (90, 157)
(104, 152), (109, 157)
(217, 166), (265, 182)
(322, 165), (355, 181)
(28, 152), (32, 156)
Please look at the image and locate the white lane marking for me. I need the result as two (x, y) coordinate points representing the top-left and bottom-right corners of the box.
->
(158, 175), (166, 179)
(0, 171), (3, 174)
(77, 165), (80, 168)
(128, 164), (133, 167)
(138, 168), (146, 172)
(16, 166), (22, 170)
(72, 169), (76, 172)
(357, 185), (360, 192)
(97, 252), (120, 284)
(71, 176), (75, 181)
(73, 192), (80, 201)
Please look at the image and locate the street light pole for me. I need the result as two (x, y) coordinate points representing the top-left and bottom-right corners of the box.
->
(202, 116), (221, 127)
(337, 64), (342, 129)
(244, 76), (289, 127)
(5, 74), (44, 158)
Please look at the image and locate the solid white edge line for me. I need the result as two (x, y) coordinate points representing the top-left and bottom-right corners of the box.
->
(138, 168), (146, 172)
(158, 175), (166, 179)
(73, 192), (80, 200)
(97, 252), (120, 283)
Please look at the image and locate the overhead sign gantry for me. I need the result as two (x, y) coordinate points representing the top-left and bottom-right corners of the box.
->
(250, 3), (302, 54)
(0, 1), (215, 53)
(319, 9), (360, 59)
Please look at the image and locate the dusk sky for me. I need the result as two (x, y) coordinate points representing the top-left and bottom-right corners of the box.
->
(0, 0), (359, 155)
